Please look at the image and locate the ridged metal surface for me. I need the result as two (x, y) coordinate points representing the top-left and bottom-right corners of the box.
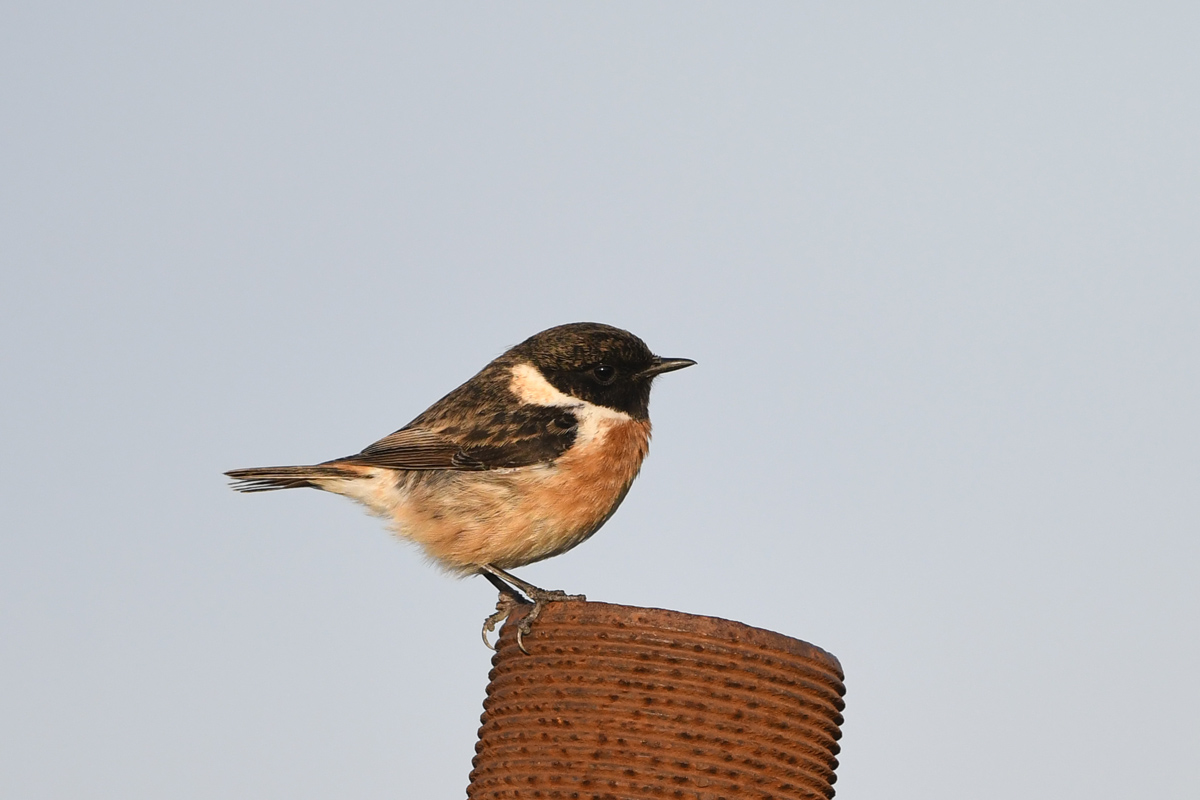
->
(468, 601), (846, 800)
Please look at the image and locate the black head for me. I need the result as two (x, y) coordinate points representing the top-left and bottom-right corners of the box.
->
(508, 322), (695, 419)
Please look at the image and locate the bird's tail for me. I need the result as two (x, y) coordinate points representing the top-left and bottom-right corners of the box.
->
(224, 463), (363, 493)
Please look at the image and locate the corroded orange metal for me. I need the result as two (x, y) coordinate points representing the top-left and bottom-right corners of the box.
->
(468, 601), (846, 799)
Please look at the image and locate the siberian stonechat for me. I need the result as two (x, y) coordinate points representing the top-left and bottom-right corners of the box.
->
(226, 322), (694, 650)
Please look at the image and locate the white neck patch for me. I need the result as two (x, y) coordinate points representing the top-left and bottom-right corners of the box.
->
(508, 362), (632, 423)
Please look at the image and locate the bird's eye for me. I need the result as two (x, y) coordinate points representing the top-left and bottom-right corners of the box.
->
(591, 364), (616, 384)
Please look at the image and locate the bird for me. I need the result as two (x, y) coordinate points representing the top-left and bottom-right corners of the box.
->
(225, 322), (695, 651)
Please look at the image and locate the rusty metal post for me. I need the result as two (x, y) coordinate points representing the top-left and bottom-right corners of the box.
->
(468, 600), (846, 799)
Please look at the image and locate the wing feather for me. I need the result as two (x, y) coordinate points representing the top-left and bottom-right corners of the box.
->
(337, 427), (485, 470)
(335, 407), (578, 471)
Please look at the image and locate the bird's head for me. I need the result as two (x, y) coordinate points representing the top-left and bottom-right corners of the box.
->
(507, 322), (695, 419)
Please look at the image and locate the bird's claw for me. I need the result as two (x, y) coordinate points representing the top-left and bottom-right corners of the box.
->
(481, 591), (529, 651)
(515, 590), (586, 654)
(478, 564), (585, 654)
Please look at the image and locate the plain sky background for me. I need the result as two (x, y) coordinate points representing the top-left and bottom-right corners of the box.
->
(2, 3), (1198, 798)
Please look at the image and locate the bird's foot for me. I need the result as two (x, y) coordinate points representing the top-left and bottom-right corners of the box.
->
(481, 591), (529, 651)
(515, 587), (586, 655)
(479, 564), (585, 654)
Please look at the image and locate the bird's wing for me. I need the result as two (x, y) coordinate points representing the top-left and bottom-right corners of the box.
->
(336, 406), (579, 471)
(338, 427), (484, 469)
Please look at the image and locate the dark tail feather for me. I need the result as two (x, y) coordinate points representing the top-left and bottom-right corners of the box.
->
(225, 464), (360, 493)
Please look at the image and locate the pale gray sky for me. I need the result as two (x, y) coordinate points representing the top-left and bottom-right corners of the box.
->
(2, 4), (1197, 798)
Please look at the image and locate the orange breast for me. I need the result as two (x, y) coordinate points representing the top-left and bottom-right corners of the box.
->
(393, 416), (653, 573)
(526, 416), (651, 539)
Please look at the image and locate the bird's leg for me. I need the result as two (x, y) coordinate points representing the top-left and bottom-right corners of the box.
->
(479, 564), (586, 654)
(481, 564), (586, 603)
(480, 570), (529, 650)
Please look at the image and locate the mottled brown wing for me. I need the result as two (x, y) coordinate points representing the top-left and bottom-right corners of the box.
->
(337, 407), (579, 471)
(336, 427), (484, 470)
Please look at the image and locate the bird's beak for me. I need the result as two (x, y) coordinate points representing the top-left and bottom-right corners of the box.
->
(636, 357), (697, 380)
